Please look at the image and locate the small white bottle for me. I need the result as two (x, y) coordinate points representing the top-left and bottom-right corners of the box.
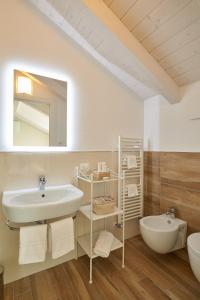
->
(97, 162), (102, 172)
(102, 162), (107, 172)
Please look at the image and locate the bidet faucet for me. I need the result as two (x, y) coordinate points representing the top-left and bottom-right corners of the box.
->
(166, 207), (176, 218)
(39, 176), (46, 191)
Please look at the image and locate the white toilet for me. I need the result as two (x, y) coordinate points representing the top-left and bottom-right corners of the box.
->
(187, 233), (200, 282)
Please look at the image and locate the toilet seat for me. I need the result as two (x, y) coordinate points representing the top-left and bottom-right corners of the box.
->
(187, 233), (200, 282)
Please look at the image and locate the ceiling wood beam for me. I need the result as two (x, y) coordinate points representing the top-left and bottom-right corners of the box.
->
(29, 0), (180, 103)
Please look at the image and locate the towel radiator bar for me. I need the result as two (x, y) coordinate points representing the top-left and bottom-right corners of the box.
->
(6, 213), (78, 231)
(118, 136), (143, 224)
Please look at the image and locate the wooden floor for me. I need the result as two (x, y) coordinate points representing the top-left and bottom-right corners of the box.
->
(4, 236), (200, 300)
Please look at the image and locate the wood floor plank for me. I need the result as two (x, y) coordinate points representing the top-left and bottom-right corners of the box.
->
(63, 260), (92, 300)
(95, 257), (138, 300)
(124, 240), (176, 290)
(48, 264), (76, 300)
(139, 278), (171, 300)
(14, 291), (33, 300)
(4, 236), (200, 300)
(95, 256), (156, 300)
(29, 269), (61, 300)
(166, 283), (200, 300)
(72, 258), (107, 300)
(81, 256), (124, 300)
(175, 248), (189, 262)
(131, 236), (200, 297)
(4, 284), (13, 300)
(12, 277), (31, 299)
(109, 248), (146, 282)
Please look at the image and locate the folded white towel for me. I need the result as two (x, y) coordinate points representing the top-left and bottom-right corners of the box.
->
(94, 231), (114, 258)
(127, 184), (138, 197)
(127, 155), (137, 169)
(19, 224), (47, 264)
(49, 218), (74, 259)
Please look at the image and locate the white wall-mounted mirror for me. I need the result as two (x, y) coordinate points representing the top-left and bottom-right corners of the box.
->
(13, 70), (67, 147)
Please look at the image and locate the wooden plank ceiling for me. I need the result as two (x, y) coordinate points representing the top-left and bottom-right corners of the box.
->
(104, 0), (200, 86)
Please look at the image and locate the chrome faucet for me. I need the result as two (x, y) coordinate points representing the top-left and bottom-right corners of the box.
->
(39, 176), (46, 191)
(166, 207), (176, 218)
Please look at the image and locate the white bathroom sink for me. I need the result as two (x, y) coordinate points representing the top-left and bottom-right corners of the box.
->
(2, 184), (84, 223)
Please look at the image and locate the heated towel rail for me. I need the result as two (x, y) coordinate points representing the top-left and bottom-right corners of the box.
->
(118, 136), (143, 224)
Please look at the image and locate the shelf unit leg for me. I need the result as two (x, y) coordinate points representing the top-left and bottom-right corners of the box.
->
(89, 257), (93, 284)
(74, 214), (78, 260)
(122, 174), (125, 268)
(122, 218), (125, 268)
(122, 246), (125, 268)
(89, 179), (93, 284)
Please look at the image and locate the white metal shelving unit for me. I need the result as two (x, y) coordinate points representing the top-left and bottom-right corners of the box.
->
(76, 168), (125, 284)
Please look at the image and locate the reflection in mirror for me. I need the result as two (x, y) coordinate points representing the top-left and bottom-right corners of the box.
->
(13, 70), (67, 147)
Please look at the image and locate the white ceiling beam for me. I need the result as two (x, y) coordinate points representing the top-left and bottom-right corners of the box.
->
(29, 0), (156, 100)
(82, 0), (180, 103)
(29, 0), (180, 103)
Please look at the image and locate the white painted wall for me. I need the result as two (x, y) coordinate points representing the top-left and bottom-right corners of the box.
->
(144, 96), (160, 151)
(0, 0), (143, 151)
(144, 81), (200, 152)
(0, 0), (143, 283)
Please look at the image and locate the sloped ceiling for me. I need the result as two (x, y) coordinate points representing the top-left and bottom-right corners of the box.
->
(104, 0), (200, 86)
(29, 0), (182, 103)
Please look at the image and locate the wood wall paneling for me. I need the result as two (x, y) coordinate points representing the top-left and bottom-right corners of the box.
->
(144, 151), (161, 216)
(144, 152), (200, 234)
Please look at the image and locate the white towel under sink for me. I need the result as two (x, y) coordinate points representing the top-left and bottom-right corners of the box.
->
(49, 217), (74, 259)
(19, 224), (47, 264)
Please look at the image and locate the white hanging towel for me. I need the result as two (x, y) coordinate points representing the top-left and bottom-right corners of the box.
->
(94, 231), (114, 258)
(19, 224), (47, 264)
(127, 155), (137, 169)
(127, 184), (138, 197)
(49, 217), (74, 259)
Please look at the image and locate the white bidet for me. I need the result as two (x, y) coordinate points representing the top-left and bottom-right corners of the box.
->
(140, 215), (187, 254)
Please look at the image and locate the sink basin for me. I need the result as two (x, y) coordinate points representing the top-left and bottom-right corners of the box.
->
(2, 184), (84, 223)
